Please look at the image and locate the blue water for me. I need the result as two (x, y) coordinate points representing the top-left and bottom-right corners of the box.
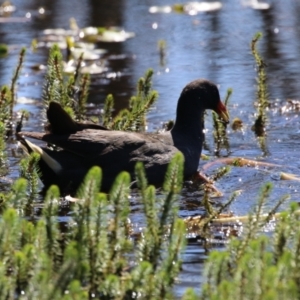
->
(1, 0), (300, 297)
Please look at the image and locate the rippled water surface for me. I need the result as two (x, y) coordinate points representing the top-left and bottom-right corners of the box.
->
(1, 0), (300, 296)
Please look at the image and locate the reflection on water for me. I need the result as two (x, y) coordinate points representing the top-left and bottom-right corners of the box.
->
(1, 0), (300, 296)
(2, 1), (300, 107)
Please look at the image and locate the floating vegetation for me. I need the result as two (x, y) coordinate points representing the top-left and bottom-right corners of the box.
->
(279, 99), (300, 114)
(149, 2), (222, 15)
(42, 24), (134, 45)
(81, 26), (135, 43)
(231, 117), (243, 131)
(242, 0), (270, 10)
(32, 17), (134, 77)
(63, 60), (105, 75)
(42, 28), (78, 37)
(0, 1), (16, 15)
(33, 18), (134, 76)
(69, 48), (106, 60)
(79, 62), (105, 75)
(201, 155), (300, 180)
(184, 189), (238, 237)
(201, 157), (283, 173)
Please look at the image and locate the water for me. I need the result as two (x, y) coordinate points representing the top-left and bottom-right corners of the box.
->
(1, 0), (300, 296)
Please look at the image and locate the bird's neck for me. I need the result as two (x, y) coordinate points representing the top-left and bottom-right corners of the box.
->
(172, 111), (204, 139)
(171, 113), (205, 177)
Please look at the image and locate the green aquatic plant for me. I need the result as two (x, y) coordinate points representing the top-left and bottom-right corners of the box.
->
(0, 29), (297, 300)
(102, 93), (114, 127)
(200, 183), (293, 300)
(0, 51), (28, 137)
(251, 32), (270, 157)
(42, 44), (72, 113)
(0, 84), (13, 162)
(67, 52), (90, 121)
(0, 155), (186, 299)
(251, 32), (269, 118)
(251, 33), (269, 135)
(158, 39), (167, 66)
(0, 43), (8, 56)
(102, 69), (158, 131)
(76, 73), (90, 121)
(0, 122), (7, 173)
(15, 109), (29, 134)
(42, 45), (91, 121)
(10, 48), (26, 115)
(172, 4), (185, 13)
(0, 85), (10, 123)
(198, 186), (237, 252)
(19, 152), (40, 210)
(212, 88), (232, 156)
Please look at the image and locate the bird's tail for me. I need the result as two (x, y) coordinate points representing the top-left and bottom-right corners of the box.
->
(18, 137), (62, 174)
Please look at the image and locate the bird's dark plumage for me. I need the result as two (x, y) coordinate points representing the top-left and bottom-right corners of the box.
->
(18, 79), (229, 194)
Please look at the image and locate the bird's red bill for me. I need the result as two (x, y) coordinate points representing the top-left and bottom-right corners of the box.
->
(215, 101), (229, 123)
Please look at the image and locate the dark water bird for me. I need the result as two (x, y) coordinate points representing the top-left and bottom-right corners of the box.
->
(17, 79), (229, 194)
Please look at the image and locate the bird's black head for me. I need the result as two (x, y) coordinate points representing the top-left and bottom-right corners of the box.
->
(175, 79), (229, 124)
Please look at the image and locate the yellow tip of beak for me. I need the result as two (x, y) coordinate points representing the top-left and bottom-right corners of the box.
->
(215, 101), (229, 123)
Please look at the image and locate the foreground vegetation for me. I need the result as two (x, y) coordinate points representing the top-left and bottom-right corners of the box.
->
(0, 160), (186, 299)
(0, 33), (299, 299)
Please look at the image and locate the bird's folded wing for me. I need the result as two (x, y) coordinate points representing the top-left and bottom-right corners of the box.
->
(18, 129), (174, 160)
